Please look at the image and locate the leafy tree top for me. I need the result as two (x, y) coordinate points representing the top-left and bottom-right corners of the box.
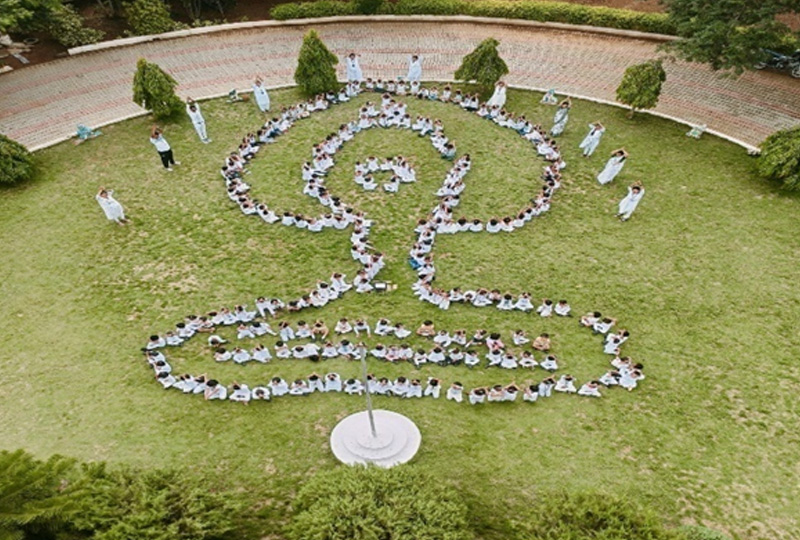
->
(454, 37), (509, 93)
(662, 0), (800, 75)
(615, 59), (667, 114)
(0, 134), (34, 185)
(758, 126), (800, 191)
(286, 465), (471, 540)
(294, 29), (339, 97)
(132, 57), (183, 119)
(0, 450), (83, 539)
(0, 0), (60, 34)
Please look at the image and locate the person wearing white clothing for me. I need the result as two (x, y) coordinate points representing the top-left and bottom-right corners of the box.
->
(486, 81), (507, 109)
(446, 382), (463, 402)
(550, 98), (571, 137)
(345, 53), (363, 82)
(252, 78), (270, 113)
(407, 55), (422, 82)
(578, 122), (604, 157)
(617, 181), (645, 221)
(578, 381), (602, 397)
(95, 187), (128, 225)
(185, 99), (210, 143)
(597, 148), (628, 185)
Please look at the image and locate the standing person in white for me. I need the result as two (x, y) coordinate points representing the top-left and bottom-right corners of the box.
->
(486, 81), (507, 109)
(252, 78), (270, 113)
(578, 122), (605, 157)
(149, 127), (179, 171)
(617, 181), (645, 221)
(96, 187), (128, 225)
(597, 148), (628, 185)
(185, 98), (210, 144)
(345, 53), (363, 82)
(550, 98), (571, 136)
(407, 55), (422, 82)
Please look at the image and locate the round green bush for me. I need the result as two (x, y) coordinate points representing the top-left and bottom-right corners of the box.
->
(758, 126), (800, 191)
(511, 491), (683, 540)
(0, 134), (34, 185)
(47, 4), (105, 48)
(286, 466), (471, 540)
(124, 0), (184, 36)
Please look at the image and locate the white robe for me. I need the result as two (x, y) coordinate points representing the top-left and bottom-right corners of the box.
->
(618, 187), (645, 218)
(96, 192), (125, 222)
(579, 125), (604, 156)
(346, 56), (362, 82)
(253, 84), (270, 112)
(486, 85), (507, 109)
(186, 104), (206, 140)
(550, 107), (570, 136)
(597, 155), (626, 185)
(407, 57), (422, 82)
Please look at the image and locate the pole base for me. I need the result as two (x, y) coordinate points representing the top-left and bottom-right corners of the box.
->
(330, 409), (421, 468)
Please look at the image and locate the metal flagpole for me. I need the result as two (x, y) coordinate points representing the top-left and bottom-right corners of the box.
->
(358, 343), (377, 438)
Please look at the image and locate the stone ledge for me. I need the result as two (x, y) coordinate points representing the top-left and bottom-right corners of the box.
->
(68, 15), (676, 56)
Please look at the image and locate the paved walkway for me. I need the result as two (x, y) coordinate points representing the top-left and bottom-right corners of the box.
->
(1, 18), (799, 150)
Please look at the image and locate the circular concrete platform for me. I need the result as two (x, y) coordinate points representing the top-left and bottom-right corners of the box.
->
(330, 409), (421, 468)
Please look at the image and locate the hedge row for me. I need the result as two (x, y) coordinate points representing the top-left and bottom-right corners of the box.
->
(271, 0), (677, 35)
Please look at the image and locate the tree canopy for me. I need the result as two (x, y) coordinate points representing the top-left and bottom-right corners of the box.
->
(0, 0), (61, 34)
(294, 29), (339, 97)
(454, 37), (509, 95)
(615, 59), (667, 116)
(758, 126), (800, 191)
(286, 466), (471, 540)
(132, 57), (184, 119)
(0, 134), (35, 185)
(663, 0), (800, 75)
(0, 450), (82, 540)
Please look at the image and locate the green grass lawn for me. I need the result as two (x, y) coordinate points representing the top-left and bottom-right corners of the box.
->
(1, 87), (799, 540)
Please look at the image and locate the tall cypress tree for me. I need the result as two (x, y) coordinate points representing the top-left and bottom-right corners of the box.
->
(294, 30), (339, 97)
(454, 38), (509, 96)
(132, 57), (183, 120)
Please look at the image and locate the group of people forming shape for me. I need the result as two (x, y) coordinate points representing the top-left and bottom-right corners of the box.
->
(145, 307), (645, 404)
(214, 71), (647, 313)
(131, 64), (647, 404)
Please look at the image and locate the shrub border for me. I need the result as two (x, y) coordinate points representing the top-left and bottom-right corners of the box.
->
(68, 14), (675, 56)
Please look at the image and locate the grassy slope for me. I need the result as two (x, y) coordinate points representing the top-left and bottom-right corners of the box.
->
(0, 87), (798, 539)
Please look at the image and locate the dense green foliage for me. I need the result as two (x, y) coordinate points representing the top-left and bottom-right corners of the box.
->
(0, 450), (81, 540)
(0, 0), (60, 34)
(663, 0), (800, 75)
(0, 134), (34, 185)
(271, 0), (676, 35)
(354, 0), (382, 15)
(124, 0), (184, 36)
(47, 3), (105, 48)
(511, 491), (683, 539)
(454, 37), (509, 95)
(132, 57), (184, 119)
(615, 59), (667, 116)
(758, 127), (800, 191)
(71, 464), (244, 540)
(294, 29), (339, 96)
(287, 466), (471, 540)
(0, 449), (244, 540)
